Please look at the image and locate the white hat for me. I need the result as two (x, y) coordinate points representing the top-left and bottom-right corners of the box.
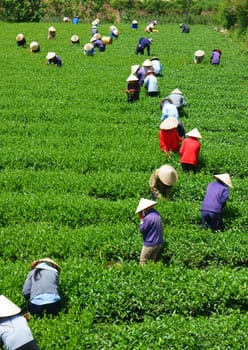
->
(135, 198), (157, 214)
(83, 43), (95, 54)
(0, 295), (21, 318)
(195, 49), (205, 57)
(132, 20), (138, 24)
(113, 29), (119, 36)
(110, 25), (117, 31)
(186, 128), (202, 139)
(157, 165), (178, 186)
(131, 65), (139, 74)
(148, 38), (153, 43)
(160, 117), (178, 130)
(71, 35), (80, 43)
(46, 52), (56, 60)
(214, 174), (233, 188)
(127, 74), (138, 82)
(142, 59), (153, 67)
(30, 41), (39, 51)
(48, 26), (56, 32)
(16, 34), (24, 42)
(171, 88), (183, 95)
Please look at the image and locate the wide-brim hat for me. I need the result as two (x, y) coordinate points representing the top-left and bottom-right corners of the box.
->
(93, 33), (101, 40)
(151, 56), (159, 61)
(132, 20), (138, 24)
(195, 49), (205, 57)
(16, 34), (24, 42)
(84, 43), (94, 51)
(46, 52), (56, 60)
(148, 38), (153, 43)
(127, 74), (138, 82)
(160, 117), (178, 130)
(142, 59), (153, 67)
(71, 35), (80, 43)
(30, 258), (61, 272)
(186, 128), (202, 139)
(113, 29), (119, 36)
(157, 165), (178, 186)
(135, 198), (157, 214)
(171, 88), (182, 94)
(131, 65), (139, 74)
(214, 174), (233, 188)
(110, 25), (117, 31)
(0, 295), (21, 318)
(48, 26), (56, 32)
(30, 41), (39, 51)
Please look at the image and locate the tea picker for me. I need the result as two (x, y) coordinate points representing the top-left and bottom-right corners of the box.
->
(0, 295), (39, 349)
(135, 198), (163, 265)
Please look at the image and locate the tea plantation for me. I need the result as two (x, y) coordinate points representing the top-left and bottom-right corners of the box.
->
(0, 21), (248, 349)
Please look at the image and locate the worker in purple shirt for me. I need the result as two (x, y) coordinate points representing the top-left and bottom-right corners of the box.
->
(135, 37), (153, 55)
(135, 198), (163, 265)
(201, 173), (233, 231)
(210, 49), (222, 65)
(46, 52), (62, 67)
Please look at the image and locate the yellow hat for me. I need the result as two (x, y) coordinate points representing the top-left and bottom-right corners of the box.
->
(157, 165), (178, 186)
(214, 174), (233, 188)
(0, 295), (21, 318)
(30, 257), (61, 272)
(160, 117), (178, 130)
(135, 198), (157, 214)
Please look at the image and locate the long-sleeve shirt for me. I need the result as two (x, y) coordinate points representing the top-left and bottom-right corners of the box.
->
(140, 208), (163, 246)
(210, 50), (221, 64)
(136, 67), (146, 86)
(138, 38), (151, 55)
(152, 60), (162, 75)
(159, 129), (182, 153)
(22, 266), (60, 302)
(161, 102), (179, 121)
(167, 93), (186, 108)
(143, 74), (158, 92)
(180, 137), (201, 166)
(0, 315), (35, 350)
(93, 39), (105, 51)
(201, 181), (229, 214)
(48, 55), (62, 67)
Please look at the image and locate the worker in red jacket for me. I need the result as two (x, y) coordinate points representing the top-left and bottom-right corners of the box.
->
(159, 117), (182, 158)
(179, 128), (202, 173)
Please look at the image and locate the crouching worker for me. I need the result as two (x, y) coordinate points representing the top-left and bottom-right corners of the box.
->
(22, 258), (61, 318)
(0, 295), (39, 350)
(201, 173), (233, 232)
(135, 198), (163, 265)
(46, 52), (62, 67)
(16, 34), (27, 48)
(149, 164), (178, 200)
(125, 74), (140, 103)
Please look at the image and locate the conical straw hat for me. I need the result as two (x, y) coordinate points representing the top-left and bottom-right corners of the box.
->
(214, 174), (233, 188)
(84, 43), (94, 51)
(135, 198), (157, 214)
(46, 52), (56, 60)
(30, 41), (39, 51)
(157, 165), (178, 186)
(142, 59), (153, 67)
(171, 88), (182, 94)
(131, 65), (139, 74)
(30, 258), (61, 272)
(49, 26), (56, 32)
(0, 295), (21, 318)
(160, 117), (178, 130)
(127, 74), (138, 82)
(186, 128), (202, 139)
(16, 34), (24, 42)
(71, 35), (80, 43)
(195, 49), (205, 57)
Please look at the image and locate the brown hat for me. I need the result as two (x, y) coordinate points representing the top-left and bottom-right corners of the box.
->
(157, 165), (178, 186)
(135, 198), (157, 214)
(0, 295), (21, 318)
(30, 258), (61, 272)
(214, 174), (233, 188)
(160, 117), (178, 130)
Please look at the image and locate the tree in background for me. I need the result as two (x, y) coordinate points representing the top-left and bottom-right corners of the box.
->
(0, 0), (46, 22)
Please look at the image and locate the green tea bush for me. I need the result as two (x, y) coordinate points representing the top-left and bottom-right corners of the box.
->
(0, 22), (247, 348)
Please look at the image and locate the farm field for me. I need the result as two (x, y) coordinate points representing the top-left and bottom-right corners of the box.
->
(0, 21), (248, 349)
